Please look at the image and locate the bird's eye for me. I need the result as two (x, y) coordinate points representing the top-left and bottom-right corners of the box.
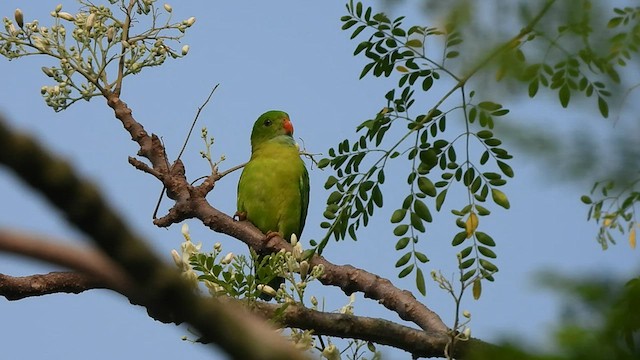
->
(264, 120), (272, 126)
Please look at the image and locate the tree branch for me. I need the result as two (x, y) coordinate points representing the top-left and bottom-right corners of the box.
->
(0, 228), (132, 293)
(0, 272), (106, 300)
(0, 223), (494, 358)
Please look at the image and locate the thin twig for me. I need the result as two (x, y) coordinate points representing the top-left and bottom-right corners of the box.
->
(152, 84), (220, 219)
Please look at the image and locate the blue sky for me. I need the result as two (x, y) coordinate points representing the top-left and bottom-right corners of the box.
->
(0, 1), (637, 359)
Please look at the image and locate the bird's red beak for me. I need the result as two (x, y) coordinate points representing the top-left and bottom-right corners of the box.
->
(283, 118), (294, 135)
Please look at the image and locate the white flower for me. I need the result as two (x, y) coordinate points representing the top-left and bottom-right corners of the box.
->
(171, 249), (182, 268)
(57, 12), (75, 22)
(257, 284), (277, 298)
(220, 252), (234, 265)
(181, 223), (190, 240)
(184, 17), (196, 27)
(339, 294), (356, 315)
(321, 344), (341, 360)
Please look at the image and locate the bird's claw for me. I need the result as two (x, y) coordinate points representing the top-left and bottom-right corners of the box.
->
(234, 211), (247, 221)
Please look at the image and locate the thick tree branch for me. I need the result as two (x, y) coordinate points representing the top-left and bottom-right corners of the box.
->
(0, 272), (106, 300)
(0, 219), (494, 358)
(0, 228), (132, 293)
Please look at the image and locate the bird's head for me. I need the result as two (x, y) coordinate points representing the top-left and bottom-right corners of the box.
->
(250, 110), (295, 149)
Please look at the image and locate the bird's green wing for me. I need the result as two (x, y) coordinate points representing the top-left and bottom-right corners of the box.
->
(298, 162), (310, 237)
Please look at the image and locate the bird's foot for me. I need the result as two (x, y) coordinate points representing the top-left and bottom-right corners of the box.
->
(265, 231), (282, 240)
(234, 211), (247, 221)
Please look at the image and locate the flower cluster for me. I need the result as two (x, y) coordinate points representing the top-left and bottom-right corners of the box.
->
(0, 2), (196, 111)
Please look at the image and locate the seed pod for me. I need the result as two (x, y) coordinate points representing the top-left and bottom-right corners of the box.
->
(14, 9), (24, 28)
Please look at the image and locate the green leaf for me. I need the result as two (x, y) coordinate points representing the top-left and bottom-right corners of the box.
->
(446, 51), (459, 59)
(476, 205), (491, 216)
(327, 191), (342, 205)
(528, 80), (539, 97)
(559, 84), (571, 108)
(419, 149), (438, 170)
(395, 252), (411, 267)
(476, 231), (496, 246)
(478, 246), (497, 258)
(460, 258), (475, 269)
(479, 259), (498, 272)
(435, 189), (448, 211)
(414, 251), (428, 263)
(598, 96), (609, 118)
(417, 176), (436, 197)
(478, 101), (501, 111)
(372, 185), (383, 207)
(411, 212), (425, 232)
(395, 237), (410, 250)
(580, 195), (592, 204)
(359, 62), (375, 79)
(398, 264), (414, 278)
(491, 188), (510, 209)
(390, 209), (407, 223)
(318, 158), (330, 169)
(607, 17), (623, 28)
(354, 41), (371, 55)
(416, 268), (426, 296)
(351, 24), (367, 39)
(393, 224), (409, 236)
(452, 231), (466, 246)
(477, 130), (493, 139)
(414, 199), (433, 222)
(461, 269), (476, 282)
(342, 19), (358, 30)
(497, 161), (514, 178)
(325, 176), (338, 189)
(405, 39), (423, 48)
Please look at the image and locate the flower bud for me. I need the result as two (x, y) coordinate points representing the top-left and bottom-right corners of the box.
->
(290, 233), (298, 246)
(57, 12), (75, 22)
(14, 9), (24, 28)
(299, 260), (309, 279)
(163, 4), (172, 13)
(8, 24), (17, 36)
(181, 223), (190, 240)
(86, 13), (96, 30)
(41, 67), (55, 77)
(55, 4), (63, 13)
(321, 344), (340, 360)
(463, 327), (471, 339)
(213, 242), (222, 251)
(310, 296), (318, 307)
(463, 310), (471, 318)
(185, 16), (196, 26)
(257, 284), (277, 298)
(106, 27), (115, 42)
(221, 252), (234, 265)
(181, 44), (189, 55)
(171, 249), (182, 267)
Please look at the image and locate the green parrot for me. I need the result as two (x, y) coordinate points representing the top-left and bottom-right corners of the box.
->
(237, 110), (309, 299)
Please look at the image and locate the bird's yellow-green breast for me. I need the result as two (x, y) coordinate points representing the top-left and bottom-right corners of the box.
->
(237, 110), (309, 242)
